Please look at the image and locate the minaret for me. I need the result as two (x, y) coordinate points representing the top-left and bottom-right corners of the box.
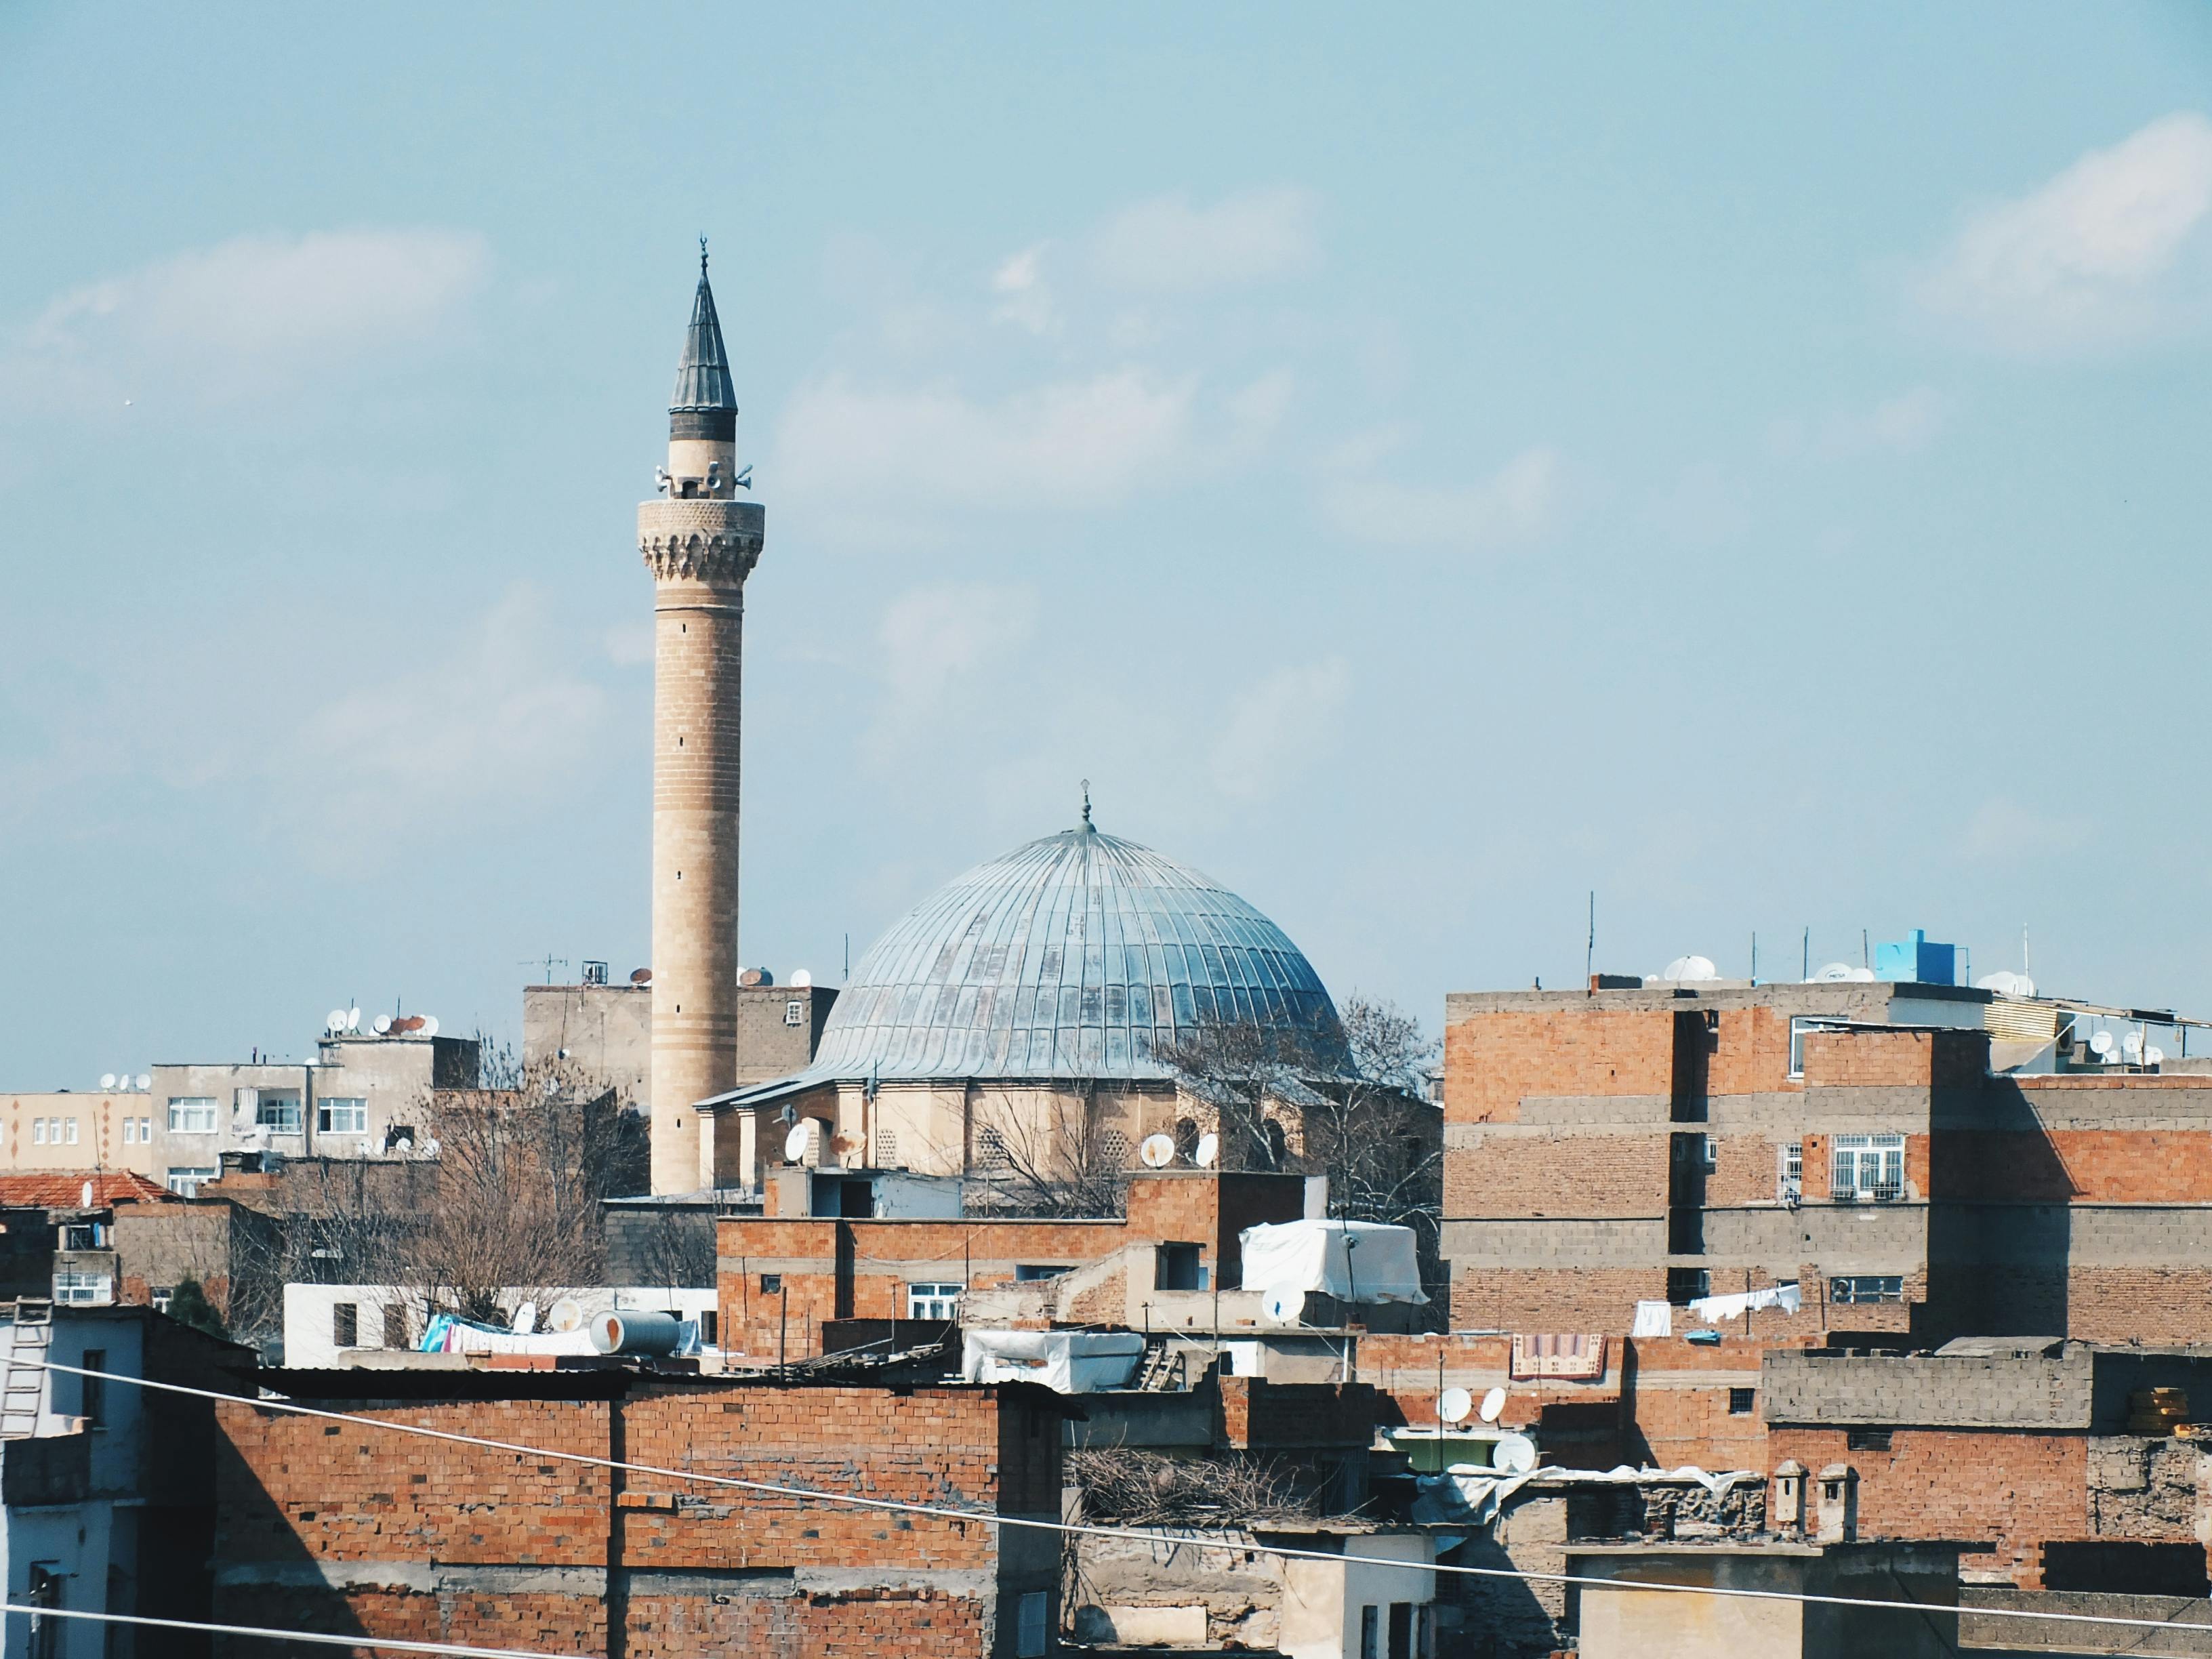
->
(639, 246), (762, 1193)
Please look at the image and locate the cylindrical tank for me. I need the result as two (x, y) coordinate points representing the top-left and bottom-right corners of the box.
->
(591, 1309), (684, 1356)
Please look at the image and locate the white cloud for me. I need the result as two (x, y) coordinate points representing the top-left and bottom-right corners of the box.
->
(1914, 112), (2212, 353)
(1212, 658), (1351, 802)
(3, 227), (490, 414)
(1961, 797), (2092, 863)
(775, 369), (1197, 512)
(287, 585), (609, 862)
(876, 583), (1039, 710)
(1091, 187), (1318, 293)
(1322, 445), (1566, 552)
(990, 243), (1057, 336)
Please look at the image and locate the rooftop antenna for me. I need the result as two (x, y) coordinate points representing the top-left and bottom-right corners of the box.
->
(1750, 932), (1758, 984)
(1802, 927), (1809, 981)
(2023, 924), (2030, 980)
(1862, 928), (1870, 969)
(1584, 890), (1594, 990)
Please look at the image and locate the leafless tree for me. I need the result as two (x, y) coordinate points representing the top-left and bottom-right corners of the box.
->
(625, 1207), (718, 1289)
(964, 1091), (1130, 1218)
(1065, 1447), (1330, 1525)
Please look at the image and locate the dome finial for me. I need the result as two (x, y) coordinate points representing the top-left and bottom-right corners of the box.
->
(699, 234), (709, 276)
(1080, 779), (1092, 828)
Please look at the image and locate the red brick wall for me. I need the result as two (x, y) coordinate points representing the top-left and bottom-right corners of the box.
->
(1444, 1008), (1675, 1125)
(1445, 1133), (1668, 1220)
(1766, 1426), (2089, 1586)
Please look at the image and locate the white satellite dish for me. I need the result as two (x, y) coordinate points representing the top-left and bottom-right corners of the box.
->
(100, 1073), (117, 1091)
(80, 1181), (94, 1206)
(789, 968), (813, 989)
(2123, 1030), (2146, 1061)
(1493, 1432), (1538, 1475)
(1478, 1385), (1509, 1424)
(419, 1016), (440, 1038)
(326, 1010), (348, 1035)
(1658, 955), (1719, 983)
(510, 1300), (539, 1335)
(546, 1296), (586, 1333)
(1139, 1132), (1176, 1169)
(1193, 1132), (1219, 1168)
(372, 1015), (392, 1036)
(2147, 1045), (2167, 1067)
(346, 1008), (362, 1032)
(1261, 1286), (1303, 1326)
(133, 1074), (149, 1092)
(784, 1123), (813, 1164)
(1812, 962), (1857, 983)
(1438, 1387), (1473, 1425)
(2089, 1029), (2115, 1058)
(1976, 970), (2037, 998)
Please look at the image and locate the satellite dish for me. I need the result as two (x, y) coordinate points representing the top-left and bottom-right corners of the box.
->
(784, 1123), (813, 1164)
(1193, 1132), (1219, 1169)
(346, 1008), (361, 1032)
(2089, 1029), (2115, 1058)
(1976, 970), (2037, 998)
(510, 1300), (538, 1335)
(419, 1016), (439, 1038)
(1478, 1386), (1509, 1424)
(1812, 962), (1857, 983)
(372, 1015), (393, 1036)
(133, 1074), (149, 1092)
(1438, 1387), (1473, 1425)
(1139, 1133), (1176, 1169)
(630, 968), (652, 985)
(420, 1138), (440, 1157)
(789, 969), (813, 989)
(2123, 1030), (2146, 1061)
(326, 1010), (348, 1035)
(1658, 955), (1719, 983)
(1493, 1432), (1538, 1475)
(2147, 1045), (2167, 1067)
(79, 1181), (94, 1207)
(100, 1073), (117, 1091)
(546, 1296), (586, 1333)
(1261, 1286), (1303, 1325)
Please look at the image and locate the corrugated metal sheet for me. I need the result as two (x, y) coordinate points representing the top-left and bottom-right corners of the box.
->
(796, 821), (1343, 1086)
(1986, 998), (2060, 1043)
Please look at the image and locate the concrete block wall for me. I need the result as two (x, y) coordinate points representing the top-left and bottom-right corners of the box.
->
(1763, 1349), (2094, 1429)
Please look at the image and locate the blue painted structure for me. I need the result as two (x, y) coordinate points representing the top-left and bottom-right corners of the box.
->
(1875, 929), (1960, 986)
(787, 816), (1344, 1086)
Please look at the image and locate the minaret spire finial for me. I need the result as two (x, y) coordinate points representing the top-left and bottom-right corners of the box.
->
(699, 235), (709, 276)
(1080, 779), (1092, 827)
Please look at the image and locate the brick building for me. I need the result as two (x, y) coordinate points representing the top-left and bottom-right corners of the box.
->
(212, 1370), (1066, 1658)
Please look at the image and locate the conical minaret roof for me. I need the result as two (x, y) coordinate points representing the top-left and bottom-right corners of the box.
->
(670, 248), (738, 413)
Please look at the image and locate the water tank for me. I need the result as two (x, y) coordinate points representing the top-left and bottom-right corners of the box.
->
(590, 1309), (683, 1355)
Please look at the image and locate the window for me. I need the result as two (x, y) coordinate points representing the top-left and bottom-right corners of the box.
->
(1156, 1242), (1205, 1292)
(1788, 1017), (1843, 1080)
(1845, 1427), (1893, 1452)
(1361, 1605), (1380, 1659)
(139, 1117), (152, 1142)
(150, 1287), (174, 1313)
(60, 1223), (106, 1252)
(876, 1127), (899, 1165)
(976, 1126), (1009, 1174)
(1780, 1142), (1803, 1200)
(53, 1271), (111, 1305)
(1667, 1267), (1710, 1306)
(1015, 1265), (1065, 1282)
(332, 1302), (359, 1347)
(1015, 1591), (1048, 1658)
(80, 1350), (105, 1428)
(382, 1304), (409, 1349)
(165, 1167), (217, 1198)
(318, 1097), (368, 1134)
(63, 1119), (77, 1145)
(907, 1282), (962, 1321)
(26, 1564), (60, 1659)
(1829, 1275), (1905, 1305)
(699, 1311), (718, 1347)
(1389, 1602), (1414, 1659)
(31, 1118), (45, 1145)
(121, 1118), (137, 1145)
(760, 1273), (783, 1294)
(1830, 1134), (1906, 1201)
(256, 1092), (302, 1134)
(1729, 1387), (1756, 1415)
(167, 1097), (216, 1134)
(784, 999), (804, 1027)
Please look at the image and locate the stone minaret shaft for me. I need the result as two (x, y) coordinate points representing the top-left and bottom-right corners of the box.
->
(639, 252), (762, 1193)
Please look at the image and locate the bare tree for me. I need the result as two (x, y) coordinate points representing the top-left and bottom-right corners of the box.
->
(626, 1207), (718, 1289)
(964, 1092), (1130, 1218)
(1153, 1017), (1326, 1173)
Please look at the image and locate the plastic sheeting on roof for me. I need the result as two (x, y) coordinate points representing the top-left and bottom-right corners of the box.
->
(1238, 1220), (1427, 1305)
(961, 1330), (1147, 1393)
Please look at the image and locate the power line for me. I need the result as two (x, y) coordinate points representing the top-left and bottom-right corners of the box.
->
(30, 1359), (2212, 1643)
(0, 1600), (553, 1658)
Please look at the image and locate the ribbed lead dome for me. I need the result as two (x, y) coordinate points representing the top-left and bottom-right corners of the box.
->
(804, 821), (1343, 1083)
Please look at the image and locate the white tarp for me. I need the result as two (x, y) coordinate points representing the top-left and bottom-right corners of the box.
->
(1237, 1219), (1428, 1304)
(1687, 1282), (1802, 1324)
(962, 1330), (1146, 1393)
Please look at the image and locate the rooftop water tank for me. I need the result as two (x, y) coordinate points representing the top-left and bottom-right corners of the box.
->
(1874, 929), (1959, 987)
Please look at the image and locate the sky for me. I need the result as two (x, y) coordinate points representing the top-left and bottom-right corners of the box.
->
(3, 5), (2211, 1084)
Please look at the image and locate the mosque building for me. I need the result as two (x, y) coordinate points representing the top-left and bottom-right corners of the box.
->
(634, 255), (1349, 1197)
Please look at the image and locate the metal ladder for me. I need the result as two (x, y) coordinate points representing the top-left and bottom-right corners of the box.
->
(1, 1300), (53, 1438)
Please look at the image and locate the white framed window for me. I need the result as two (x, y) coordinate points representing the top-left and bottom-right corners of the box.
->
(32, 1119), (46, 1145)
(121, 1118), (137, 1145)
(1788, 1017), (1845, 1080)
(1015, 1591), (1048, 1658)
(139, 1117), (152, 1142)
(150, 1287), (174, 1313)
(167, 1097), (216, 1134)
(1830, 1134), (1906, 1202)
(52, 1271), (112, 1306)
(165, 1166), (217, 1198)
(63, 1119), (78, 1146)
(1780, 1141), (1803, 1200)
(318, 1097), (368, 1135)
(907, 1282), (962, 1320)
(255, 1093), (302, 1134)
(1829, 1274), (1905, 1305)
(784, 999), (804, 1027)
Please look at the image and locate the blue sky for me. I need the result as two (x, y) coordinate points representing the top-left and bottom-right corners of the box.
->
(4, 5), (2211, 1082)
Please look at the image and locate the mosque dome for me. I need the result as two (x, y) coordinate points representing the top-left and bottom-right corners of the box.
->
(802, 817), (1343, 1084)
